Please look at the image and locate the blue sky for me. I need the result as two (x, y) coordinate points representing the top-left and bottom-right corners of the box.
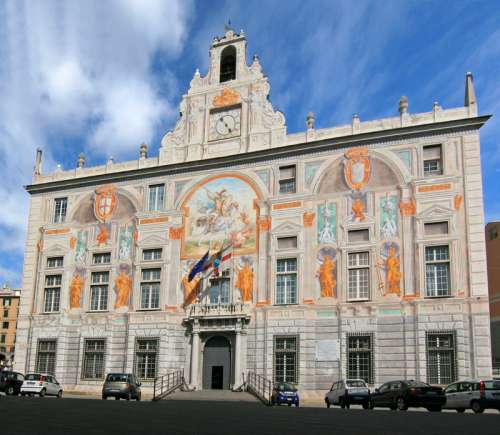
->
(0, 0), (499, 286)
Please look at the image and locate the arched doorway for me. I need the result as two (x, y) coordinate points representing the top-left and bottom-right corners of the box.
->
(203, 336), (231, 390)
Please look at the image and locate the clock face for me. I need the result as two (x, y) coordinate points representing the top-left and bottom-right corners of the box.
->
(209, 107), (241, 141)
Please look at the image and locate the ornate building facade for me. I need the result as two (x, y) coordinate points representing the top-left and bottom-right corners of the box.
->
(14, 29), (492, 393)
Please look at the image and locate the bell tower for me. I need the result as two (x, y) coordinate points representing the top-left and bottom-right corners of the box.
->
(159, 27), (286, 164)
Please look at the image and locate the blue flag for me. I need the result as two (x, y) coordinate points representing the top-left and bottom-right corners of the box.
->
(188, 251), (209, 282)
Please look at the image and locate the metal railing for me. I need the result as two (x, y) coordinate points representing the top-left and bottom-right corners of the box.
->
(246, 371), (273, 405)
(187, 302), (249, 318)
(152, 369), (184, 401)
(493, 365), (500, 377)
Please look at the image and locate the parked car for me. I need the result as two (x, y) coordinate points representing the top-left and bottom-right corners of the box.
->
(0, 371), (24, 395)
(325, 379), (370, 409)
(369, 380), (445, 411)
(20, 373), (63, 398)
(270, 382), (299, 407)
(444, 379), (500, 413)
(102, 373), (141, 401)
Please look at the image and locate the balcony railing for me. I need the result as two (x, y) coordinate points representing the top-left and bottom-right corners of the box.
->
(186, 302), (250, 319)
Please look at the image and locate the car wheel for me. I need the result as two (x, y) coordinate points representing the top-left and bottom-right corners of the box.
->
(21, 393), (26, 397)
(389, 403), (397, 411)
(471, 401), (484, 414)
(325, 399), (331, 408)
(115, 397), (120, 400)
(39, 388), (46, 398)
(456, 408), (465, 413)
(426, 406), (442, 412)
(6, 386), (15, 396)
(396, 397), (408, 411)
(57, 390), (63, 399)
(126, 392), (131, 401)
(136, 394), (141, 401)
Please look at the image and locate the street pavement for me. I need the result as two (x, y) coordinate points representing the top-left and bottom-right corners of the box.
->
(1, 394), (499, 435)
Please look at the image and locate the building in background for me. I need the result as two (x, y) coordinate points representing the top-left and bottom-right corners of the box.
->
(486, 221), (500, 372)
(14, 28), (492, 394)
(0, 285), (21, 369)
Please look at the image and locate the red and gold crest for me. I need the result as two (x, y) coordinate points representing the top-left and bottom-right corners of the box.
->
(94, 184), (117, 222)
(343, 148), (371, 190)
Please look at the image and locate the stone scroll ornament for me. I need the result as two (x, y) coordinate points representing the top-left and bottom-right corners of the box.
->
(376, 242), (402, 297)
(69, 268), (86, 309)
(236, 256), (254, 302)
(343, 148), (371, 191)
(316, 247), (337, 298)
(114, 264), (133, 309)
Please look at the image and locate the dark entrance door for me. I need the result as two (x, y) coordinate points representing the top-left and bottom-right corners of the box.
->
(203, 336), (231, 390)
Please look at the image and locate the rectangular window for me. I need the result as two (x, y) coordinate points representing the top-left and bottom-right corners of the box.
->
(347, 334), (374, 384)
(274, 336), (298, 383)
(90, 272), (109, 311)
(1, 322), (7, 330)
(143, 248), (162, 261)
(489, 226), (498, 240)
(82, 339), (106, 379)
(423, 145), (442, 176)
(93, 252), (111, 265)
(425, 245), (450, 297)
(424, 221), (449, 236)
(279, 165), (296, 194)
(47, 256), (64, 268)
(140, 268), (161, 310)
(53, 197), (68, 223)
(0, 334), (5, 343)
(148, 184), (165, 212)
(3, 309), (8, 317)
(134, 339), (159, 380)
(277, 236), (297, 250)
(44, 275), (61, 312)
(208, 276), (230, 305)
(426, 332), (457, 384)
(348, 252), (370, 300)
(35, 340), (57, 374)
(348, 229), (369, 243)
(276, 258), (297, 305)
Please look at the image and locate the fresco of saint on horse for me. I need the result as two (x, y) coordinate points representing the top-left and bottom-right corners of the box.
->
(184, 177), (258, 257)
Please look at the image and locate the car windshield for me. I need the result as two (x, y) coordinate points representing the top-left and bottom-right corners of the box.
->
(106, 374), (128, 382)
(406, 381), (430, 388)
(25, 374), (41, 381)
(276, 383), (296, 392)
(346, 380), (366, 387)
(484, 381), (500, 390)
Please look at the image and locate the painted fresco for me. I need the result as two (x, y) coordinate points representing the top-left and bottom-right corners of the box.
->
(236, 256), (254, 302)
(118, 224), (134, 261)
(376, 242), (402, 297)
(317, 203), (336, 244)
(380, 195), (398, 238)
(75, 230), (88, 263)
(316, 247), (337, 298)
(69, 267), (86, 309)
(183, 176), (258, 257)
(348, 192), (368, 222)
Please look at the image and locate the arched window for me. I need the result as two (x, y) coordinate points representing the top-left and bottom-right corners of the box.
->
(219, 45), (236, 83)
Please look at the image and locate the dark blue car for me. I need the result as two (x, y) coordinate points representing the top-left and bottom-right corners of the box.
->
(271, 382), (299, 407)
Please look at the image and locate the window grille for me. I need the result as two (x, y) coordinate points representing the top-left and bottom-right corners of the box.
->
(44, 275), (61, 312)
(36, 340), (57, 374)
(140, 269), (161, 309)
(90, 271), (109, 311)
(134, 339), (159, 380)
(82, 339), (106, 379)
(276, 258), (297, 304)
(348, 252), (370, 301)
(274, 336), (298, 383)
(425, 245), (450, 297)
(346, 334), (374, 384)
(426, 331), (457, 384)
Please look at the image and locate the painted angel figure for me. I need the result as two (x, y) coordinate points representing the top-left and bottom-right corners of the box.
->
(381, 197), (397, 238)
(318, 204), (336, 244)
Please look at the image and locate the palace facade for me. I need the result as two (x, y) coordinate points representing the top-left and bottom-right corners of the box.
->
(14, 28), (492, 393)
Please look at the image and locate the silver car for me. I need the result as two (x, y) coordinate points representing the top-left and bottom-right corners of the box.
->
(325, 379), (370, 409)
(444, 379), (500, 413)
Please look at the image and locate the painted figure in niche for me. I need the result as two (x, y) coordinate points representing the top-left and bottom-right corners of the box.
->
(75, 230), (88, 263)
(380, 195), (398, 238)
(236, 257), (254, 302)
(317, 203), (336, 244)
(69, 270), (85, 309)
(96, 223), (110, 246)
(348, 192), (367, 222)
(376, 242), (402, 296)
(316, 247), (337, 298)
(118, 224), (134, 260)
(344, 148), (371, 190)
(114, 265), (133, 308)
(94, 184), (117, 222)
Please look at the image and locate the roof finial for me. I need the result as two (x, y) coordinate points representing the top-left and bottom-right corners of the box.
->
(464, 72), (477, 116)
(224, 19), (233, 33)
(34, 148), (43, 175)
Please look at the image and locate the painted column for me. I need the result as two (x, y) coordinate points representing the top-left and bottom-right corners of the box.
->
(190, 327), (200, 389)
(233, 328), (242, 389)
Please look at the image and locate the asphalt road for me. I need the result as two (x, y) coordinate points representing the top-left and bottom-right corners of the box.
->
(1, 395), (499, 435)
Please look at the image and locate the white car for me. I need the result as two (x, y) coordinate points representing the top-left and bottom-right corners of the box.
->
(20, 373), (63, 398)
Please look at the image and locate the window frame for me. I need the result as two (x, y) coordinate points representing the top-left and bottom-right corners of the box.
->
(148, 184), (165, 212)
(89, 271), (110, 312)
(275, 258), (298, 305)
(43, 274), (62, 313)
(46, 256), (64, 269)
(346, 333), (374, 384)
(92, 252), (111, 265)
(347, 251), (371, 301)
(81, 339), (106, 380)
(35, 339), (57, 375)
(134, 338), (159, 381)
(426, 330), (457, 385)
(140, 268), (161, 310)
(53, 197), (68, 224)
(273, 335), (299, 384)
(424, 245), (451, 298)
(142, 248), (163, 262)
(422, 144), (443, 177)
(278, 165), (297, 194)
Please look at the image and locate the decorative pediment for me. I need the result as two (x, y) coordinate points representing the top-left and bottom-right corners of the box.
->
(271, 221), (303, 236)
(42, 242), (68, 254)
(417, 204), (453, 220)
(138, 234), (168, 246)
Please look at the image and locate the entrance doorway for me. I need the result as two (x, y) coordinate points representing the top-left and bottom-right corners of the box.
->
(203, 336), (231, 390)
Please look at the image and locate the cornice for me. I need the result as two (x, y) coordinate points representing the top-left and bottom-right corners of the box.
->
(25, 115), (491, 195)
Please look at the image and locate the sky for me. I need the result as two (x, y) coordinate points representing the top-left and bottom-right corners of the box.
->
(0, 0), (499, 287)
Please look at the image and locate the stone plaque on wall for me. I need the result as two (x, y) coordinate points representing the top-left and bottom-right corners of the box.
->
(315, 339), (340, 361)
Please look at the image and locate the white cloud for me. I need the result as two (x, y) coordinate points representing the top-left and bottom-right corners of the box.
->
(0, 0), (193, 284)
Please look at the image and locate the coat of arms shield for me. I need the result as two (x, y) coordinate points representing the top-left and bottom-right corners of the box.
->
(94, 185), (117, 222)
(343, 148), (371, 190)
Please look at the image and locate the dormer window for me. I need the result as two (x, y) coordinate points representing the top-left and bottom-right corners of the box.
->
(220, 45), (236, 83)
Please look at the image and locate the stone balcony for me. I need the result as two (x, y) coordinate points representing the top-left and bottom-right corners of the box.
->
(186, 302), (251, 320)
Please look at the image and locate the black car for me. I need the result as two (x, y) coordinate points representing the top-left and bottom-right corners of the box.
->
(370, 380), (445, 411)
(0, 371), (24, 396)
